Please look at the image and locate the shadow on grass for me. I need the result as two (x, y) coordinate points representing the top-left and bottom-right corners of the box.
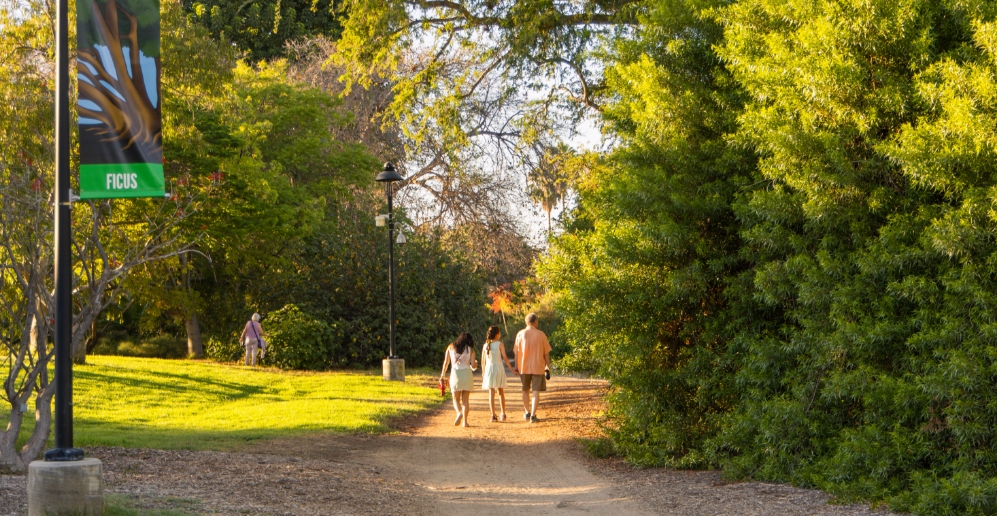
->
(76, 368), (270, 401)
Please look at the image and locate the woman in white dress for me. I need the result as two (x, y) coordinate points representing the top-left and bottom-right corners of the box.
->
(440, 332), (478, 427)
(481, 326), (515, 422)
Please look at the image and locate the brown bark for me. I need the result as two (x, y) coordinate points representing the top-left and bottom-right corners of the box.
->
(186, 314), (204, 358)
(19, 383), (55, 467)
(181, 253), (203, 358)
(0, 405), (26, 473)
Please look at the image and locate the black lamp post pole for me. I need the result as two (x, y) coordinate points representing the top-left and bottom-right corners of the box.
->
(46, 0), (82, 462)
(375, 163), (403, 362)
(387, 183), (397, 359)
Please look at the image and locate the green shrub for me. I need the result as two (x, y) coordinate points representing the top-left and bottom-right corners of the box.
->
(262, 304), (333, 370)
(204, 336), (243, 363)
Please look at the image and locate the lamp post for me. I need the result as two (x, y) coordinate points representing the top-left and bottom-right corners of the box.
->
(376, 163), (405, 381)
(27, 0), (104, 510)
(48, 0), (80, 463)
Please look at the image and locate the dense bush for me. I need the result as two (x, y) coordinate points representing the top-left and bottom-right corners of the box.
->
(257, 222), (489, 369)
(204, 336), (243, 363)
(262, 304), (333, 370)
(541, 0), (997, 512)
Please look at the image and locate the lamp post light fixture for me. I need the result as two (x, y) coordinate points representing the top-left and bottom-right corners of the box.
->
(376, 162), (405, 381)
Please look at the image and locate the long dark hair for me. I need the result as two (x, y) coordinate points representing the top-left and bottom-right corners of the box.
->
(453, 332), (474, 355)
(486, 326), (501, 341)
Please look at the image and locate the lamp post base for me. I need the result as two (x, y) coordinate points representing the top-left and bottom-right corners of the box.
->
(382, 358), (405, 381)
(43, 448), (84, 461)
(28, 458), (103, 516)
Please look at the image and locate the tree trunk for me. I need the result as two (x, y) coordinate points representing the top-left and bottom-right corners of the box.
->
(186, 313), (203, 358)
(0, 402), (27, 473)
(18, 382), (55, 469)
(500, 309), (508, 335)
(29, 314), (40, 354)
(73, 332), (88, 364)
(86, 318), (100, 354)
(0, 325), (54, 474)
(181, 252), (203, 358)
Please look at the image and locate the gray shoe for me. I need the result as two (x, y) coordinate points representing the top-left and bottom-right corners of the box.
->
(530, 415), (540, 424)
(524, 411), (531, 420)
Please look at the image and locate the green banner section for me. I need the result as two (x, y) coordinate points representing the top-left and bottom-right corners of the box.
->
(79, 164), (166, 199)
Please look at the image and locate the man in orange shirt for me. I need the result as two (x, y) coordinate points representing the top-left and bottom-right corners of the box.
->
(512, 313), (551, 423)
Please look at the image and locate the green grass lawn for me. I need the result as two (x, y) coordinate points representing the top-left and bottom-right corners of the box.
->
(5, 356), (441, 451)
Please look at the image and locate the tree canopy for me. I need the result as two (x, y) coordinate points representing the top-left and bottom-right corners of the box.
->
(184, 0), (342, 61)
(537, 0), (997, 512)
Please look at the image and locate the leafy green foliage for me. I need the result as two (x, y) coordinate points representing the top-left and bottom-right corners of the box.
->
(185, 0), (342, 61)
(204, 336), (242, 362)
(263, 304), (333, 370)
(544, 0), (997, 512)
(257, 222), (489, 369)
(539, 0), (753, 469)
(86, 0), (491, 369)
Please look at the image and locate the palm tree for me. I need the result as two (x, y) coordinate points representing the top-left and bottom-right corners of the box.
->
(527, 143), (574, 237)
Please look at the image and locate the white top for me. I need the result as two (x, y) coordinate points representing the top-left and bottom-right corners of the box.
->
(449, 346), (473, 370)
(484, 341), (500, 361)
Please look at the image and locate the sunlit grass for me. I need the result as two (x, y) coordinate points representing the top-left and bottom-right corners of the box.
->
(5, 356), (440, 451)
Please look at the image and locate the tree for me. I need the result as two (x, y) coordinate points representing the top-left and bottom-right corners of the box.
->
(526, 143), (578, 236)
(331, 0), (636, 228)
(538, 0), (752, 467)
(185, 0), (343, 62)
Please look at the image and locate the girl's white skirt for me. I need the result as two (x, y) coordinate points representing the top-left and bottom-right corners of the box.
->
(450, 368), (473, 392)
(481, 362), (507, 390)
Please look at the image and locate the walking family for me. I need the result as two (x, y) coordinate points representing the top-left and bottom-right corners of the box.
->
(439, 313), (552, 427)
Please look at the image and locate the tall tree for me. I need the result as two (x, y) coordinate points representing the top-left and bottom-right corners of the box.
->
(526, 143), (577, 236)
(538, 0), (754, 466)
(332, 0), (637, 226)
(185, 0), (343, 61)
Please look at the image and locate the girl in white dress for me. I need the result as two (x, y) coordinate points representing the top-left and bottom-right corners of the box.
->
(440, 332), (478, 427)
(481, 326), (515, 422)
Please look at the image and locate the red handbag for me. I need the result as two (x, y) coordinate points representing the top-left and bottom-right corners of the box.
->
(437, 377), (449, 397)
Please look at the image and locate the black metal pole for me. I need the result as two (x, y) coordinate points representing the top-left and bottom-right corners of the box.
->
(45, 0), (83, 462)
(387, 184), (397, 359)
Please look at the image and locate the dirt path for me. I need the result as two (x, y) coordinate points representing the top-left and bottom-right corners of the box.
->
(366, 376), (644, 515)
(1, 373), (892, 515)
(257, 374), (888, 515)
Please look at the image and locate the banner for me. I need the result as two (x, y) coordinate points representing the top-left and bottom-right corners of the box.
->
(77, 0), (164, 199)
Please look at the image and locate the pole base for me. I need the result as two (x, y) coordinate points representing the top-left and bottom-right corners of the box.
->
(44, 448), (85, 461)
(383, 358), (405, 381)
(28, 458), (103, 516)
